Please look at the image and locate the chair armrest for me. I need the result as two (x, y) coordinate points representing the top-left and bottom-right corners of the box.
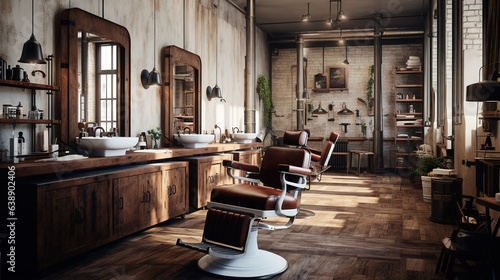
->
(309, 148), (322, 156)
(223, 160), (260, 173)
(310, 153), (321, 162)
(278, 164), (312, 176)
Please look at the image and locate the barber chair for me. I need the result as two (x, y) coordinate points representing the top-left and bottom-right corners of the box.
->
(177, 145), (311, 278)
(309, 132), (339, 182)
(282, 130), (308, 148)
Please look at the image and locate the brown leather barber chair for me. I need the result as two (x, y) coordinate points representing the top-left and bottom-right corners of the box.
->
(309, 131), (339, 182)
(177, 145), (311, 278)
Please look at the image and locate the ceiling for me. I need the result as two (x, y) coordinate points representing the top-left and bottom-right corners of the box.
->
(230, 0), (430, 41)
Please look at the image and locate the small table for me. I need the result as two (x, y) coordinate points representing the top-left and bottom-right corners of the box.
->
(347, 150), (374, 175)
(476, 197), (500, 237)
(476, 197), (500, 279)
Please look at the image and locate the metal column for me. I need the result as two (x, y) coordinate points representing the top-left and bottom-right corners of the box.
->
(296, 35), (305, 130)
(244, 0), (256, 133)
(373, 15), (384, 173)
(437, 0), (446, 130)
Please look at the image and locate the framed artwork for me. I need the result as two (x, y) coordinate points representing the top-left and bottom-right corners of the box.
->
(314, 73), (328, 89)
(328, 67), (347, 90)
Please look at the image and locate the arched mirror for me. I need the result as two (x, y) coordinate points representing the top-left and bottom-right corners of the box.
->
(162, 46), (201, 145)
(57, 8), (130, 149)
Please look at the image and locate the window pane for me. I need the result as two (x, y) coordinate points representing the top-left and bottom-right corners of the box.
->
(107, 74), (112, 99)
(107, 100), (111, 121)
(101, 45), (112, 70)
(101, 77), (106, 99)
(101, 100), (106, 121)
(112, 45), (117, 70)
(112, 74), (117, 99)
(112, 100), (117, 121)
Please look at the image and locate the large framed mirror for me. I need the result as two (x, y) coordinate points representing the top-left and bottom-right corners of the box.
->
(162, 46), (201, 145)
(57, 8), (130, 149)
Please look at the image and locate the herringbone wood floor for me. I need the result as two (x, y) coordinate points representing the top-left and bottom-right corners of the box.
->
(41, 172), (458, 280)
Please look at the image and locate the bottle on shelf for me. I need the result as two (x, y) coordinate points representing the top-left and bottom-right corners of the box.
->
(16, 102), (23, 118)
(18, 131), (25, 162)
(29, 105), (39, 119)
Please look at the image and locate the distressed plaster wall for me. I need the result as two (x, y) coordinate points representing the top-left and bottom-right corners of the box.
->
(0, 0), (268, 154)
(271, 44), (423, 168)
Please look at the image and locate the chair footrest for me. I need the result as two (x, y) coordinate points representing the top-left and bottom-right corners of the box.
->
(176, 239), (245, 259)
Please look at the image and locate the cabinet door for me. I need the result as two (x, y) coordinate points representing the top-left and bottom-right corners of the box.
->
(40, 186), (83, 261)
(164, 167), (188, 219)
(39, 180), (109, 266)
(140, 171), (161, 227)
(113, 175), (143, 236)
(82, 181), (111, 243)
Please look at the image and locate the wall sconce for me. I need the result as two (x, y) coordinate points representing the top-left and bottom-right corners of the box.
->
(312, 102), (328, 114)
(466, 62), (500, 101)
(207, 4), (225, 102)
(141, 0), (161, 89)
(19, 0), (46, 64)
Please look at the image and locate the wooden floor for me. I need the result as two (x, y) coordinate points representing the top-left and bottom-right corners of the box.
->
(41, 172), (459, 280)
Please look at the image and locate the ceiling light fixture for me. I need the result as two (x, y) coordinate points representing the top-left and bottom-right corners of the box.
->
(343, 46), (349, 65)
(141, 0), (161, 89)
(207, 4), (225, 102)
(339, 28), (345, 44)
(338, 0), (347, 20)
(301, 2), (311, 22)
(19, 0), (46, 64)
(326, 0), (333, 25)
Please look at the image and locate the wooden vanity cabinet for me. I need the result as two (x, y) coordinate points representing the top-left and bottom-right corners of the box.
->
(113, 170), (162, 236)
(185, 154), (233, 210)
(37, 177), (112, 270)
(17, 161), (188, 272)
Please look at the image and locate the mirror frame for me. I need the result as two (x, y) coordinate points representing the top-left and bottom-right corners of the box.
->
(162, 46), (202, 145)
(57, 8), (130, 149)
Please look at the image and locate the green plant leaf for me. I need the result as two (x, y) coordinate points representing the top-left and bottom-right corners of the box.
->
(257, 75), (272, 128)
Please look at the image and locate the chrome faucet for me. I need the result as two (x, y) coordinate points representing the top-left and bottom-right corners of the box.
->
(214, 124), (223, 143)
(94, 126), (106, 138)
(183, 127), (191, 135)
(232, 127), (241, 134)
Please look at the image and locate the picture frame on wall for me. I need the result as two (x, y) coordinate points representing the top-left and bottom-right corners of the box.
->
(328, 66), (347, 90)
(314, 73), (328, 90)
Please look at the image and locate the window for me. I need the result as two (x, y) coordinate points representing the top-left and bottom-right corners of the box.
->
(96, 44), (118, 132)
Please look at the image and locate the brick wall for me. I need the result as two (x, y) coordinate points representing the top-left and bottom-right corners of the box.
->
(271, 44), (423, 167)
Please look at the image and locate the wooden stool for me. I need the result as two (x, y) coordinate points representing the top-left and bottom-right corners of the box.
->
(347, 150), (374, 175)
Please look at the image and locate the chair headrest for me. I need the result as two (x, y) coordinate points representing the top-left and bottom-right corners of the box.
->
(329, 131), (340, 144)
(283, 130), (308, 147)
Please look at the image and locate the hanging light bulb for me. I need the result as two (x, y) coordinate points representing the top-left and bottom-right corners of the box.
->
(343, 45), (349, 65)
(141, 0), (161, 89)
(19, 0), (46, 64)
(301, 2), (311, 22)
(338, 0), (347, 20)
(339, 28), (345, 45)
(326, 0), (333, 25)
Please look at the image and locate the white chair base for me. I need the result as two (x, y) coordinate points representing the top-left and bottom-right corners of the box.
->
(197, 228), (288, 278)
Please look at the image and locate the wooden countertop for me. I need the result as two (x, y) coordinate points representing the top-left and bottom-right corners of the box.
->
(0, 142), (262, 178)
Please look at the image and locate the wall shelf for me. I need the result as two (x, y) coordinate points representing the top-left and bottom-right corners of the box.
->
(0, 79), (60, 91)
(0, 119), (61, 124)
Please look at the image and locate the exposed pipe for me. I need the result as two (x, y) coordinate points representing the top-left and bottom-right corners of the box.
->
(423, 1), (432, 125)
(225, 0), (245, 14)
(437, 0), (446, 131)
(296, 35), (305, 130)
(452, 0), (463, 126)
(373, 14), (384, 173)
(269, 30), (424, 44)
(244, 0), (256, 133)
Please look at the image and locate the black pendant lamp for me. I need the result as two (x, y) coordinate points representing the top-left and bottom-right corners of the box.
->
(207, 4), (224, 102)
(343, 46), (349, 65)
(141, 0), (161, 89)
(312, 102), (328, 114)
(19, 0), (46, 64)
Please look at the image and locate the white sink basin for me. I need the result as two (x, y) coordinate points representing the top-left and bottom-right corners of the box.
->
(178, 134), (214, 148)
(231, 133), (257, 143)
(78, 136), (139, 157)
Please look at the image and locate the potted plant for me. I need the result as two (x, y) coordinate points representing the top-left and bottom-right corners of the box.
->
(147, 127), (162, 149)
(415, 155), (447, 203)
